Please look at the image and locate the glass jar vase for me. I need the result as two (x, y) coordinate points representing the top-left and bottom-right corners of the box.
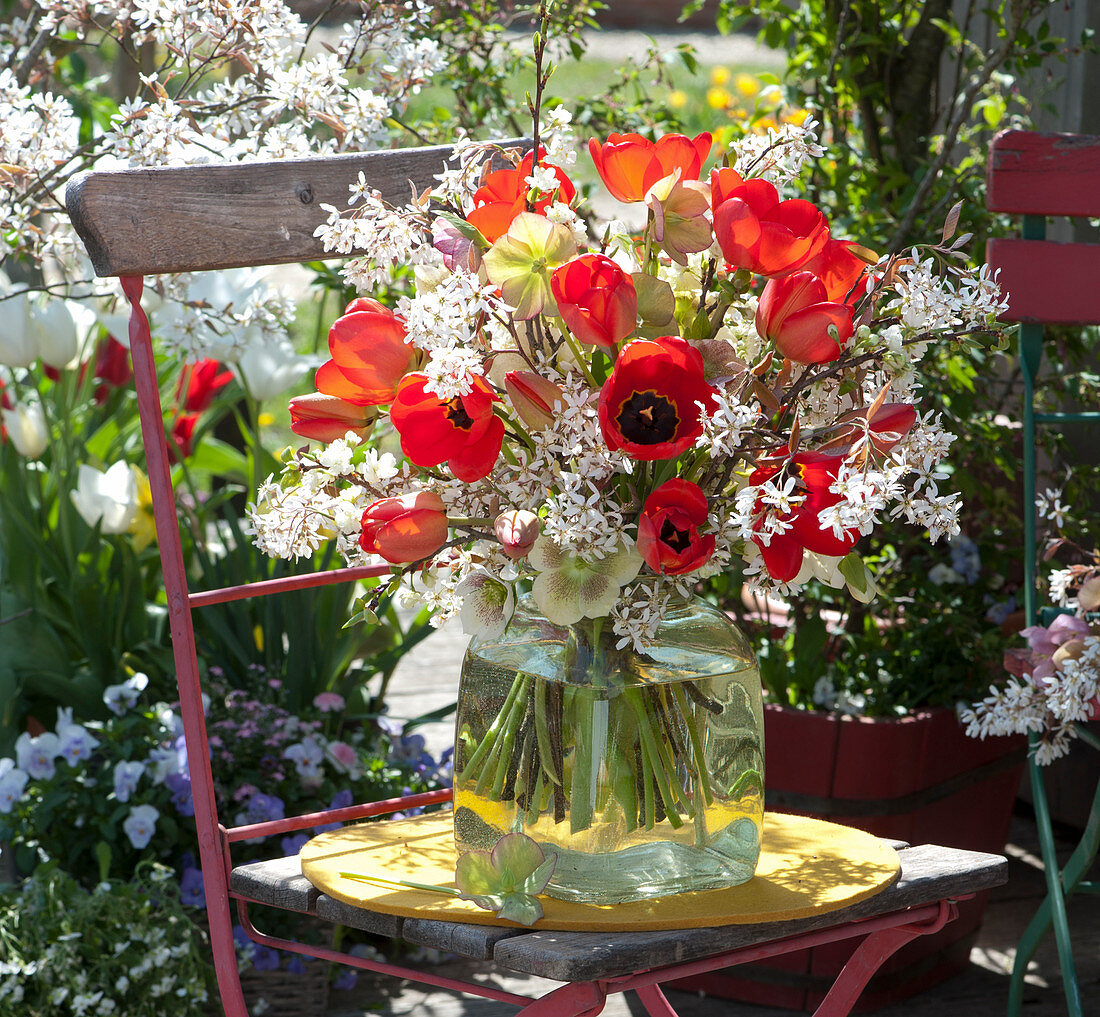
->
(452, 595), (764, 904)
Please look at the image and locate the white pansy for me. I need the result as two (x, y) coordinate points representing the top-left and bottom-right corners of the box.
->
(71, 462), (138, 533)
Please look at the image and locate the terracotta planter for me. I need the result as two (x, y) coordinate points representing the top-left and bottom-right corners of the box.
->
(671, 704), (1026, 1012)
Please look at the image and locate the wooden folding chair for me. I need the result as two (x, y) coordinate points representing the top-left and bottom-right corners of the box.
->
(66, 145), (1008, 1017)
(986, 128), (1100, 1017)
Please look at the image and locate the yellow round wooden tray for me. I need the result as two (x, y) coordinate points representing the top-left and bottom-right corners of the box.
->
(300, 811), (900, 932)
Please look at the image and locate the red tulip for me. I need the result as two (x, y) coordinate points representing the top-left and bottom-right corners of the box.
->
(710, 167), (828, 277)
(466, 150), (576, 244)
(177, 358), (233, 413)
(170, 413), (199, 461)
(504, 370), (563, 431)
(755, 271), (854, 364)
(389, 373), (504, 482)
(316, 301), (417, 407)
(93, 337), (132, 388)
(289, 392), (375, 442)
(750, 452), (859, 581)
(588, 132), (712, 203)
(637, 478), (715, 576)
(799, 238), (872, 303)
(597, 336), (717, 461)
(550, 254), (638, 348)
(359, 491), (449, 564)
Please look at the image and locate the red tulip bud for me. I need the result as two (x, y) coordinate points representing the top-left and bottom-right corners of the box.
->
(504, 370), (563, 431)
(494, 509), (540, 559)
(359, 491), (449, 564)
(289, 392), (375, 442)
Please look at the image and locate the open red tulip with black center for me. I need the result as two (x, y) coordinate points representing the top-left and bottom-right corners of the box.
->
(749, 452), (860, 581)
(710, 167), (829, 277)
(597, 336), (717, 460)
(755, 271), (854, 365)
(389, 373), (504, 482)
(637, 478), (715, 576)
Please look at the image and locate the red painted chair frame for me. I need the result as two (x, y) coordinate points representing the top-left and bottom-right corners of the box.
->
(985, 128), (1100, 1017)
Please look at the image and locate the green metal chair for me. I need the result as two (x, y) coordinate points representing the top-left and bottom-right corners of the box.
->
(985, 128), (1100, 1017)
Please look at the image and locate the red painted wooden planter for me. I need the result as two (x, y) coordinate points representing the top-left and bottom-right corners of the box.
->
(672, 704), (1026, 1011)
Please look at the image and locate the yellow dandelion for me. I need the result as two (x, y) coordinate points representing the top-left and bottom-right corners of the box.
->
(783, 108), (811, 127)
(710, 66), (731, 86)
(668, 89), (688, 111)
(755, 115), (779, 132)
(707, 87), (731, 111)
(257, 411), (275, 428)
(735, 73), (760, 99)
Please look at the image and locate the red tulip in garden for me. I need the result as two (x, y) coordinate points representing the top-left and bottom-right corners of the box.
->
(316, 299), (418, 406)
(755, 271), (855, 364)
(359, 491), (449, 564)
(467, 150), (576, 243)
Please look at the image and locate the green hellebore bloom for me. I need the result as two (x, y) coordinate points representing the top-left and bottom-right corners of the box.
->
(483, 212), (577, 320)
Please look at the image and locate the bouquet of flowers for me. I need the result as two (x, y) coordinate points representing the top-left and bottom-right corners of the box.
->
(248, 67), (1005, 877)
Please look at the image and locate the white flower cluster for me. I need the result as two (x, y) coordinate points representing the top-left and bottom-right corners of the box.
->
(731, 115), (826, 189)
(961, 637), (1100, 765)
(886, 256), (1009, 334)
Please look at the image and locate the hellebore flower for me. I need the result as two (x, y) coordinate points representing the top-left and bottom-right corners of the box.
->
(466, 150), (576, 244)
(588, 132), (712, 203)
(359, 490), (449, 564)
(646, 176), (713, 266)
(316, 300), (418, 406)
(750, 452), (860, 582)
(483, 212), (577, 320)
(390, 373), (504, 482)
(637, 478), (716, 576)
(598, 336), (717, 460)
(528, 535), (642, 626)
(504, 370), (563, 431)
(755, 271), (854, 364)
(456, 569), (516, 640)
(550, 253), (638, 348)
(455, 833), (557, 926)
(800, 237), (874, 303)
(289, 392), (375, 442)
(711, 167), (829, 277)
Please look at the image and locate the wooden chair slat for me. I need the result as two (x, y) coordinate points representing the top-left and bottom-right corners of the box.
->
(229, 856), (319, 914)
(987, 130), (1100, 217)
(400, 917), (527, 961)
(986, 238), (1100, 325)
(489, 844), (1007, 982)
(64, 140), (529, 277)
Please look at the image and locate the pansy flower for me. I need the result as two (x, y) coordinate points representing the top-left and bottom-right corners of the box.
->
(597, 336), (717, 460)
